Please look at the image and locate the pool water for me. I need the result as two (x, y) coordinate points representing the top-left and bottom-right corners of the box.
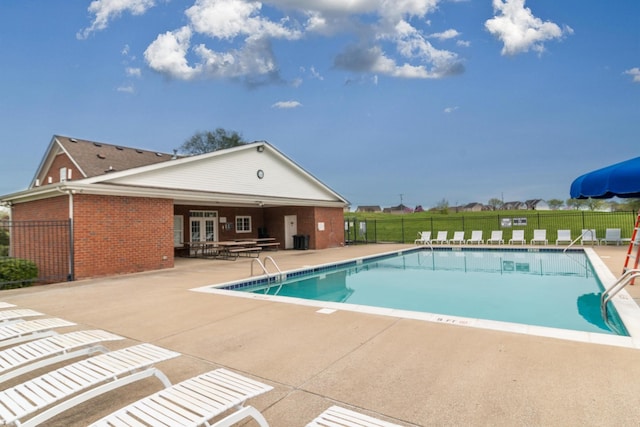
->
(240, 249), (627, 336)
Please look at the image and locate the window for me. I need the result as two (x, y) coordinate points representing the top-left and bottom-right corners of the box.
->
(236, 216), (252, 233)
(173, 215), (184, 247)
(59, 167), (67, 182)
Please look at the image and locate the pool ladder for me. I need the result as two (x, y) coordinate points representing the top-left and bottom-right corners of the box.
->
(251, 256), (284, 282)
(601, 269), (640, 326)
(562, 229), (596, 253)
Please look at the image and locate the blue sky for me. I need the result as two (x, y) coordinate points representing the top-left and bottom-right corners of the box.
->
(0, 0), (638, 209)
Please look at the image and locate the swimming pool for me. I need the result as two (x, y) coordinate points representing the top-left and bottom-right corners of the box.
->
(193, 247), (640, 347)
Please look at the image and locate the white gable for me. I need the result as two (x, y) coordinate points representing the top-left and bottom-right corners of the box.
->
(94, 144), (343, 203)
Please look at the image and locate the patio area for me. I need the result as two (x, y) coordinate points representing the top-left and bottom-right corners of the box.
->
(1, 243), (640, 426)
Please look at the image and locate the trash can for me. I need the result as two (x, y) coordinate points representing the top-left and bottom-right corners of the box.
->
(292, 235), (309, 250)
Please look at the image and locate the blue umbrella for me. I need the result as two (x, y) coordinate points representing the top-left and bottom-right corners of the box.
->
(570, 156), (640, 199)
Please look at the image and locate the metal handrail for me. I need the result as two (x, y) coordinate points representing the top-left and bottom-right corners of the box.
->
(262, 256), (283, 277)
(563, 229), (596, 253)
(251, 256), (285, 295)
(251, 258), (269, 278)
(601, 269), (640, 321)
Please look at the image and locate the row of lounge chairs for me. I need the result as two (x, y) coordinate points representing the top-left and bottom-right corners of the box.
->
(0, 302), (400, 426)
(415, 228), (631, 246)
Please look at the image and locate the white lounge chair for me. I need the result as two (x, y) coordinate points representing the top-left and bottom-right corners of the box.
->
(89, 368), (274, 427)
(487, 230), (504, 245)
(0, 343), (179, 427)
(580, 229), (598, 245)
(307, 405), (402, 427)
(433, 231), (448, 244)
(449, 231), (465, 244)
(0, 329), (123, 383)
(556, 229), (572, 245)
(0, 308), (42, 324)
(414, 231), (431, 245)
(600, 228), (622, 245)
(0, 318), (76, 348)
(467, 230), (484, 244)
(530, 229), (548, 245)
(508, 230), (526, 245)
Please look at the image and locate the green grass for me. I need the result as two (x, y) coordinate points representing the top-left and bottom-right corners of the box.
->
(344, 210), (638, 244)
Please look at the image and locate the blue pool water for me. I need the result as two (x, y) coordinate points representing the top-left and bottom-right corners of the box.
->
(233, 249), (627, 336)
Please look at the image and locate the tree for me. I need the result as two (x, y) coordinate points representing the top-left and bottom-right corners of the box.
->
(546, 199), (564, 210)
(621, 198), (640, 213)
(179, 128), (247, 155)
(566, 198), (588, 210)
(587, 199), (606, 211)
(435, 198), (449, 214)
(487, 198), (503, 211)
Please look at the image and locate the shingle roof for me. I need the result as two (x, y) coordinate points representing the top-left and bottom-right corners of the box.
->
(55, 135), (176, 178)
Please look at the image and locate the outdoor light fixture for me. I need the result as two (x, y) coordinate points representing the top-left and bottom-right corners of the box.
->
(256, 145), (265, 152)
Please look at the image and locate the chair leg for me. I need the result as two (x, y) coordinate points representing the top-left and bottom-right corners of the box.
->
(212, 404), (269, 427)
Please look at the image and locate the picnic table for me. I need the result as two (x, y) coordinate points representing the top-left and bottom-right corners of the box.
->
(235, 238), (280, 251)
(215, 241), (262, 259)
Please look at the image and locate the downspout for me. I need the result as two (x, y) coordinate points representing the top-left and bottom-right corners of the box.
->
(56, 187), (75, 281)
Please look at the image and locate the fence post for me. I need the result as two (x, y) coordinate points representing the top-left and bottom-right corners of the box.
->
(401, 217), (405, 243)
(68, 218), (74, 281)
(373, 219), (377, 243)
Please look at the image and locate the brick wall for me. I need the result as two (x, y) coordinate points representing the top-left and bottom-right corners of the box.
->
(264, 206), (345, 249)
(11, 196), (71, 282)
(41, 153), (81, 185)
(311, 206), (345, 249)
(73, 194), (174, 279)
(12, 196), (69, 221)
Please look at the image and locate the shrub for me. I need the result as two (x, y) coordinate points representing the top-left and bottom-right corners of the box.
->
(0, 258), (38, 289)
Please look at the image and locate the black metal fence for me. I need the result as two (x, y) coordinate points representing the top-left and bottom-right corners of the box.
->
(344, 211), (638, 245)
(0, 220), (73, 288)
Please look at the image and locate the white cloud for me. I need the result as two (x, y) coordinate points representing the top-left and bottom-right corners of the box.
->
(272, 100), (302, 109)
(309, 66), (324, 80)
(144, 26), (201, 80)
(186, 0), (301, 41)
(624, 67), (640, 83)
(126, 67), (142, 77)
(427, 29), (460, 41)
(444, 106), (459, 113)
(117, 84), (135, 93)
(456, 40), (470, 47)
(78, 0), (156, 39)
(82, 0), (468, 82)
(485, 0), (573, 56)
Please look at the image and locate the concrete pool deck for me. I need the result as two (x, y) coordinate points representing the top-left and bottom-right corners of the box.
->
(1, 243), (640, 426)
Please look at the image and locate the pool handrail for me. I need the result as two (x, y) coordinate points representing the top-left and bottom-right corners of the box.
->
(251, 256), (283, 281)
(563, 229), (596, 253)
(601, 268), (640, 323)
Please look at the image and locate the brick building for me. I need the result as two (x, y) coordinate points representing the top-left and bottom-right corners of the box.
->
(1, 136), (349, 280)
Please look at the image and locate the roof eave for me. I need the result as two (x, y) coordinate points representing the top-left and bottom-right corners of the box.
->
(1, 182), (348, 209)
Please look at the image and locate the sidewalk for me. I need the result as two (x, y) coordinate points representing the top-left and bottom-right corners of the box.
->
(1, 244), (640, 426)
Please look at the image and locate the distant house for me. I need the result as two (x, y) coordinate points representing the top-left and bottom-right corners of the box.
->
(502, 201), (527, 210)
(383, 204), (413, 214)
(525, 199), (550, 210)
(356, 205), (382, 213)
(461, 202), (484, 212)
